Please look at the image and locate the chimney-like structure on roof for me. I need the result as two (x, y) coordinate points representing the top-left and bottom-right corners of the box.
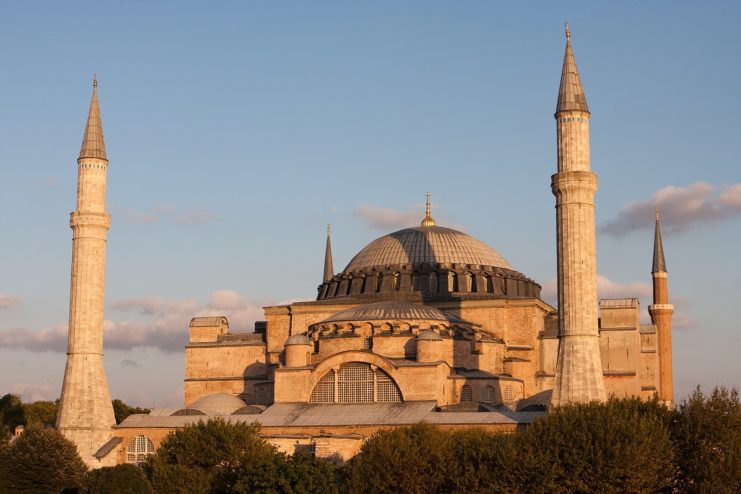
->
(550, 25), (606, 407)
(649, 209), (674, 405)
(323, 224), (334, 283)
(56, 76), (116, 467)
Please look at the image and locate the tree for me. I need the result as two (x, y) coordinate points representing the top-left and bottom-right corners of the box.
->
(513, 397), (675, 494)
(344, 423), (452, 494)
(0, 425), (87, 493)
(0, 394), (24, 437)
(112, 399), (151, 425)
(275, 451), (340, 494)
(81, 464), (153, 494)
(22, 400), (58, 427)
(672, 386), (741, 493)
(444, 428), (520, 494)
(145, 418), (284, 493)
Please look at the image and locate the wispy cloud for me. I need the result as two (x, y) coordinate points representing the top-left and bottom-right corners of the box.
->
(541, 275), (692, 329)
(601, 182), (741, 236)
(0, 290), (267, 353)
(11, 383), (58, 402)
(174, 208), (216, 225)
(0, 294), (20, 309)
(353, 204), (423, 230)
(120, 359), (140, 368)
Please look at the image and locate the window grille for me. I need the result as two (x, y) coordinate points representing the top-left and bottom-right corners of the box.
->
(310, 370), (336, 403)
(255, 382), (274, 405)
(377, 372), (402, 402)
(504, 385), (513, 402)
(126, 435), (155, 465)
(461, 385), (473, 402)
(309, 363), (401, 403)
(482, 385), (496, 403)
(363, 336), (373, 350)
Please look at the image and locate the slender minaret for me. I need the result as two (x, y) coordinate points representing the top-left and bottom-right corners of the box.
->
(56, 76), (116, 467)
(550, 25), (606, 406)
(323, 224), (334, 283)
(648, 208), (674, 405)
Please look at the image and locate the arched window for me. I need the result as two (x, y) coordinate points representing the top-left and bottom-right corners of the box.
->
(310, 363), (402, 403)
(482, 385), (497, 403)
(461, 385), (473, 402)
(126, 435), (155, 465)
(485, 274), (494, 293)
(393, 272), (401, 291)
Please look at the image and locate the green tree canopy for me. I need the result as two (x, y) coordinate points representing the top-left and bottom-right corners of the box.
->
(112, 399), (151, 425)
(672, 386), (741, 493)
(145, 418), (284, 493)
(22, 400), (58, 427)
(0, 425), (87, 493)
(344, 423), (452, 494)
(81, 463), (153, 494)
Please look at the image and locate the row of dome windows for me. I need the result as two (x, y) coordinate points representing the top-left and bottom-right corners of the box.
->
(460, 384), (514, 404)
(322, 271), (521, 299)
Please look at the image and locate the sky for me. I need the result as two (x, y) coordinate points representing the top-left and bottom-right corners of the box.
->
(1, 1), (739, 407)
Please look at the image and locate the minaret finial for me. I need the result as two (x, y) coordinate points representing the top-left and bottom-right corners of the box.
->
(327, 223), (331, 237)
(93, 73), (97, 88)
(655, 206), (660, 221)
(421, 192), (436, 227)
(565, 22), (571, 41)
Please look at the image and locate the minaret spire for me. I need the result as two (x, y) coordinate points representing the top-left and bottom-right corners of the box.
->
(556, 23), (589, 115)
(421, 192), (437, 227)
(323, 224), (334, 283)
(79, 74), (107, 161)
(652, 208), (667, 273)
(649, 208), (674, 405)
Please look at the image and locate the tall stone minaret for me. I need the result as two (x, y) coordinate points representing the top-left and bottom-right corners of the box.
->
(550, 25), (606, 406)
(649, 209), (674, 405)
(56, 76), (116, 467)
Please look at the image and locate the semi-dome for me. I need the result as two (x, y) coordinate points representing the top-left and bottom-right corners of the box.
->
(190, 393), (246, 415)
(322, 301), (456, 323)
(285, 334), (311, 346)
(344, 226), (512, 273)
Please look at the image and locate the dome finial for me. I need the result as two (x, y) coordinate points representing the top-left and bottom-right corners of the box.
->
(421, 192), (436, 227)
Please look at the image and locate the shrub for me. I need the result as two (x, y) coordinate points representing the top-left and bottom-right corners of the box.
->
(444, 428), (520, 494)
(145, 418), (283, 493)
(81, 463), (153, 494)
(672, 386), (741, 493)
(514, 397), (675, 493)
(0, 426), (87, 493)
(344, 423), (452, 494)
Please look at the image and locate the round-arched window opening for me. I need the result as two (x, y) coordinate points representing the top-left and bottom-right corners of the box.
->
(126, 435), (155, 465)
(310, 362), (402, 403)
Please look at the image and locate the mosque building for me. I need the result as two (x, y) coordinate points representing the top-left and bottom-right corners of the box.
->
(57, 28), (675, 467)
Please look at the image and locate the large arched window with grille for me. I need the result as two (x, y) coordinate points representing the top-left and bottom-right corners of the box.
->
(126, 435), (155, 465)
(310, 362), (402, 403)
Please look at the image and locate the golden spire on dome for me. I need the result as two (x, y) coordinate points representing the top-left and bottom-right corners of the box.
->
(421, 192), (437, 228)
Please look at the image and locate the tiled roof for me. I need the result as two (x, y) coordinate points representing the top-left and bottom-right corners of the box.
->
(344, 226), (512, 272)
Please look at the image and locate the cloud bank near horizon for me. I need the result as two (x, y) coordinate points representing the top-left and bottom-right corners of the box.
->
(600, 182), (741, 236)
(0, 290), (267, 354)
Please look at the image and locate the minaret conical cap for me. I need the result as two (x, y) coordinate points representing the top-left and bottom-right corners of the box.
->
(79, 75), (107, 161)
(323, 224), (334, 283)
(652, 208), (667, 273)
(556, 23), (589, 115)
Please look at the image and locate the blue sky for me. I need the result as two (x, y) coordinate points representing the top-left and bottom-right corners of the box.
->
(1, 1), (739, 406)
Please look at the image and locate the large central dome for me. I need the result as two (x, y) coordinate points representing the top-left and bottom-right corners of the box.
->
(344, 226), (513, 273)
